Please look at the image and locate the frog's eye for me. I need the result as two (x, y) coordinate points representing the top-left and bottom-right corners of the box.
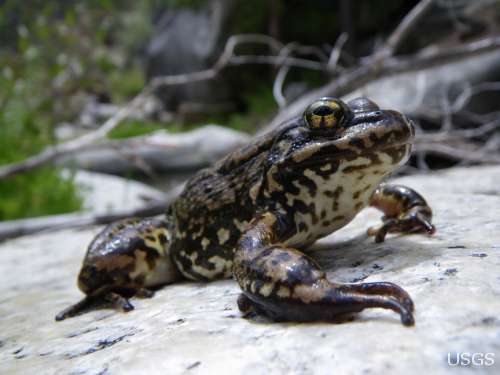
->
(304, 97), (350, 130)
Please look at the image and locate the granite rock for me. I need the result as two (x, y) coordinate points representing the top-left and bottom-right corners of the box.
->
(1, 166), (499, 374)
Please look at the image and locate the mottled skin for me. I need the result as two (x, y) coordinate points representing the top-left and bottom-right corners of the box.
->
(56, 97), (435, 326)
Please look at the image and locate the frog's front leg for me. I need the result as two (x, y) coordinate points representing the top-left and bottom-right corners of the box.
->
(368, 184), (436, 243)
(233, 212), (415, 326)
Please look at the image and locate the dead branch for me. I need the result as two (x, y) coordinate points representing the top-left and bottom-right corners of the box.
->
(0, 184), (184, 242)
(57, 125), (250, 175)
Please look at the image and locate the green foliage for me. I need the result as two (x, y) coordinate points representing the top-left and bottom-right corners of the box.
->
(0, 98), (84, 220)
(108, 121), (169, 139)
(0, 168), (83, 221)
(0, 0), (155, 220)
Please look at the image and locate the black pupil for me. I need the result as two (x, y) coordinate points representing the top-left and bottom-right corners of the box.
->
(313, 105), (334, 116)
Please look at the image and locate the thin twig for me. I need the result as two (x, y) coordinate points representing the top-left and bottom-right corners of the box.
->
(327, 32), (349, 73)
(374, 0), (436, 60)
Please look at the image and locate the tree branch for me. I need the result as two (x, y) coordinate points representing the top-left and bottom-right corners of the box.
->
(266, 35), (500, 131)
(0, 34), (322, 180)
(374, 0), (436, 60)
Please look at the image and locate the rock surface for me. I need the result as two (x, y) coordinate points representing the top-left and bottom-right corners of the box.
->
(1, 166), (500, 374)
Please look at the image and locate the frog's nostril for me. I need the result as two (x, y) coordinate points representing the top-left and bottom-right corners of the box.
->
(313, 106), (334, 116)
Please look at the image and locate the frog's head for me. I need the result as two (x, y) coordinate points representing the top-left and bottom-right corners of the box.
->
(262, 97), (414, 241)
(265, 97), (414, 183)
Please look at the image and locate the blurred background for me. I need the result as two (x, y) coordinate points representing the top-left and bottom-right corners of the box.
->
(1, 0), (500, 237)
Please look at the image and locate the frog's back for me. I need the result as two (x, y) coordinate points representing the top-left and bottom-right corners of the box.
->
(168, 132), (276, 281)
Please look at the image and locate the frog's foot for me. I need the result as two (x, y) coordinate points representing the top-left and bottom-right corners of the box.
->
(55, 288), (154, 321)
(233, 213), (415, 326)
(368, 184), (436, 243)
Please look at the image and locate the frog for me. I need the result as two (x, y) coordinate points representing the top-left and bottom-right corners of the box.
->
(55, 97), (435, 326)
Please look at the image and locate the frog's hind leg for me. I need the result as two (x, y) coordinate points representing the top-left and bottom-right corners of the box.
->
(233, 213), (415, 326)
(55, 217), (182, 321)
(368, 184), (436, 243)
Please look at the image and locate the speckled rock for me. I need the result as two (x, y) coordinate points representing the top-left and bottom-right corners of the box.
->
(1, 166), (499, 375)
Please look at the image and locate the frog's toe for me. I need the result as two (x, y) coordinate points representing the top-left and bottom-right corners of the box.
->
(344, 281), (415, 313)
(368, 211), (436, 243)
(103, 292), (135, 312)
(55, 296), (93, 321)
(55, 292), (135, 322)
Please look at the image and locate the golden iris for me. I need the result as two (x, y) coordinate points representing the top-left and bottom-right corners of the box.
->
(304, 97), (348, 130)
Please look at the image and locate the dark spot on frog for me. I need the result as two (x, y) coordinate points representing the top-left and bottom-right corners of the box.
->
(187, 361), (201, 370)
(158, 233), (167, 245)
(444, 268), (458, 276)
(325, 186), (343, 199)
(275, 251), (292, 262)
(471, 253), (487, 258)
(286, 264), (316, 285)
